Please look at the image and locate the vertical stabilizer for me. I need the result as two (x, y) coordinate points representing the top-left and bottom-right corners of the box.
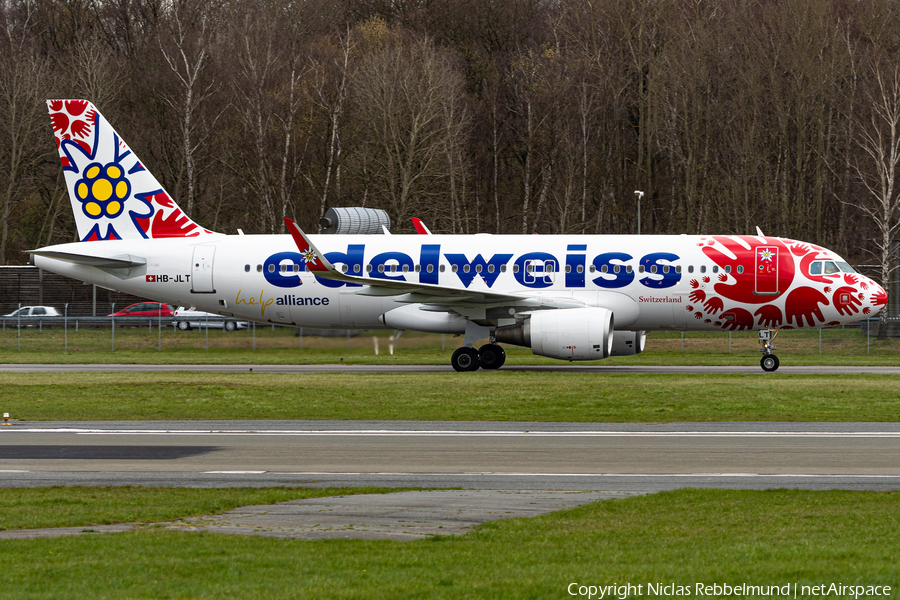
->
(47, 99), (216, 241)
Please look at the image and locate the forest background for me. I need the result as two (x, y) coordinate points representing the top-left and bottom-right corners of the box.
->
(2, 0), (900, 304)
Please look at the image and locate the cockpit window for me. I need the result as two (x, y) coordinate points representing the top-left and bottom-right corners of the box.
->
(811, 260), (843, 275)
(835, 261), (856, 273)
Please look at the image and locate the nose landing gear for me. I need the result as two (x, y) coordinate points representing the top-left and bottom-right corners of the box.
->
(758, 329), (779, 372)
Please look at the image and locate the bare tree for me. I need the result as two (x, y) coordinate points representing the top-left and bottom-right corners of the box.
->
(0, 13), (51, 263)
(851, 58), (900, 336)
(158, 0), (218, 216)
(351, 21), (469, 230)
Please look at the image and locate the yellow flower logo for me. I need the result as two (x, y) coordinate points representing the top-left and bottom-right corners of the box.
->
(75, 161), (131, 219)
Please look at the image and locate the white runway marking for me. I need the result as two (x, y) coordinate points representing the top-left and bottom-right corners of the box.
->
(4, 428), (900, 438)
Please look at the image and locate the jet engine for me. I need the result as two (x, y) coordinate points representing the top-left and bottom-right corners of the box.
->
(494, 307), (614, 360)
(610, 330), (647, 356)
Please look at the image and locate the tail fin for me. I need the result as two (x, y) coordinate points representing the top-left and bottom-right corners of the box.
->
(47, 99), (215, 241)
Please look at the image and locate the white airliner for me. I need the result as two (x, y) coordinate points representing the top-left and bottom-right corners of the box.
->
(32, 100), (887, 371)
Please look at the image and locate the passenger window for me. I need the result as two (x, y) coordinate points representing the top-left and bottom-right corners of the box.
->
(33, 307), (46, 315)
(675, 265), (682, 273)
(601, 265), (608, 274)
(378, 265), (385, 273)
(700, 266), (706, 273)
(415, 265), (420, 272)
(725, 265), (731, 273)
(463, 265), (470, 273)
(626, 266), (633, 273)
(688, 265), (694, 273)
(452, 265), (459, 273)
(737, 266), (743, 274)
(712, 266), (719, 273)
(341, 264), (348, 273)
(576, 265), (583, 274)
(639, 265), (645, 273)
(244, 264), (250, 272)
(650, 265), (657, 274)
(500, 265), (507, 273)
(513, 265), (519, 273)
(487, 265), (494, 273)
(440, 265), (446, 272)
(402, 265), (409, 273)
(427, 264), (434, 273)
(366, 264), (373, 273)
(268, 264), (276, 273)
(614, 265), (620, 274)
(257, 264), (262, 272)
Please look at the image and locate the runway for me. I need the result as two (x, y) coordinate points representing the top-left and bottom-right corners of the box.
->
(2, 421), (899, 492)
(1, 363), (900, 374)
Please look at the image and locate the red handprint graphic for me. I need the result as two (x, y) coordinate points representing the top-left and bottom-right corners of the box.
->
(871, 288), (887, 308)
(703, 296), (724, 315)
(701, 236), (794, 303)
(689, 289), (706, 304)
(65, 100), (88, 116)
(754, 305), (782, 328)
(785, 286), (829, 327)
(720, 307), (754, 331)
(50, 112), (69, 134)
(832, 286), (862, 316)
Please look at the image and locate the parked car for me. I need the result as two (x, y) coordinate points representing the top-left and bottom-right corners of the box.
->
(173, 307), (247, 331)
(3, 306), (61, 317)
(108, 302), (175, 318)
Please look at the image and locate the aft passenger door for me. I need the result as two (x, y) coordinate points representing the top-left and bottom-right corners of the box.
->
(191, 245), (216, 293)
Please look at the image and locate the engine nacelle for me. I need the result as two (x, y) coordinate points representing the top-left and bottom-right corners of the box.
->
(495, 307), (614, 361)
(610, 330), (647, 356)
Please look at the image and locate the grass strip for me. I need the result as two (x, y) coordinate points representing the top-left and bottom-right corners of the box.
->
(2, 372), (899, 422)
(0, 486), (413, 531)
(0, 489), (896, 598)
(0, 326), (898, 364)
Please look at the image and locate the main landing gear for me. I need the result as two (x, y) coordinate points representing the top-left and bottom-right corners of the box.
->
(758, 329), (779, 372)
(450, 342), (506, 372)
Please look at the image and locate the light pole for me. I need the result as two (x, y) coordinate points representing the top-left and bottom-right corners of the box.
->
(634, 190), (644, 235)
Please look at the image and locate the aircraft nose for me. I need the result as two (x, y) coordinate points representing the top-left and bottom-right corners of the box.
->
(866, 279), (888, 317)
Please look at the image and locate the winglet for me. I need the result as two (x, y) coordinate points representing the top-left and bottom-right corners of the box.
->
(283, 218), (335, 274)
(411, 218), (432, 235)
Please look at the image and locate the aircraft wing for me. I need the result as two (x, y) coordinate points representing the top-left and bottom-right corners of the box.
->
(283, 219), (583, 312)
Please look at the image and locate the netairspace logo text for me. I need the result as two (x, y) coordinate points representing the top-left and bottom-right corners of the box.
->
(566, 582), (892, 600)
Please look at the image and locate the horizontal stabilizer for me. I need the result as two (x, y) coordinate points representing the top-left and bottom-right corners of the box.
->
(29, 249), (146, 269)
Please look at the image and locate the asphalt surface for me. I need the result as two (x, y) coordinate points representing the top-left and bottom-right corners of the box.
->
(0, 363), (899, 374)
(2, 421), (899, 492)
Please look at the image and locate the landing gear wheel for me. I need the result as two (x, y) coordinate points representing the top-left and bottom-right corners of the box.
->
(451, 347), (481, 372)
(478, 344), (506, 369)
(224, 321), (237, 331)
(760, 355), (780, 372)
(177, 320), (191, 331)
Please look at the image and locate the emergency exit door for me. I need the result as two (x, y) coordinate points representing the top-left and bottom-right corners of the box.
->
(191, 245), (216, 293)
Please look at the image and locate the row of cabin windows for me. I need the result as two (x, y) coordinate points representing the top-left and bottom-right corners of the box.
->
(243, 263), (744, 275)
